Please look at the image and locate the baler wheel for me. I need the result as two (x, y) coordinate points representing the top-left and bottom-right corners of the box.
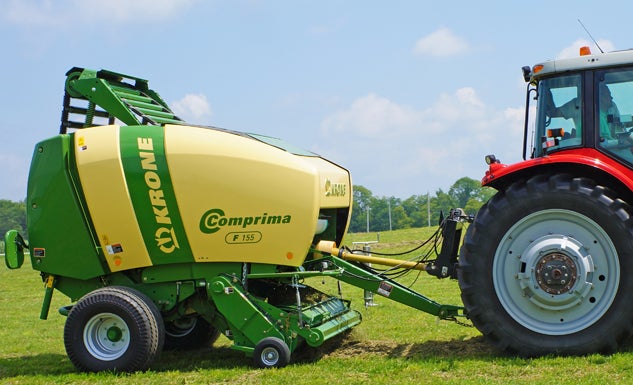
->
(63, 286), (165, 372)
(164, 316), (220, 350)
(253, 337), (291, 368)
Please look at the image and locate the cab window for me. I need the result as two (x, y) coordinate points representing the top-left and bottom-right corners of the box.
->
(536, 74), (582, 156)
(596, 68), (633, 164)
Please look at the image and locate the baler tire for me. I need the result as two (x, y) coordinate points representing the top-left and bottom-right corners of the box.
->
(164, 317), (220, 350)
(253, 337), (291, 368)
(63, 286), (165, 372)
(458, 174), (633, 356)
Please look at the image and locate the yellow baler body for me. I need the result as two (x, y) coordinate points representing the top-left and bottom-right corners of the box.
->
(74, 124), (351, 272)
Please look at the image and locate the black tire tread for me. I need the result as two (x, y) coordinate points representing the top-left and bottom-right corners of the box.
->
(64, 286), (164, 372)
(458, 173), (633, 356)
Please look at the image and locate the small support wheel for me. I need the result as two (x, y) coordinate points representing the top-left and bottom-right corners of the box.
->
(253, 337), (290, 368)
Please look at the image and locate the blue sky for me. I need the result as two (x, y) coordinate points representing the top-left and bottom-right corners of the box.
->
(1, 0), (628, 202)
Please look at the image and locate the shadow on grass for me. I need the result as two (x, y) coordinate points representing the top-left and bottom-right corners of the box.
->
(295, 333), (633, 365)
(0, 353), (76, 378)
(0, 335), (500, 378)
(10, 333), (632, 378)
(0, 347), (250, 379)
(293, 333), (499, 364)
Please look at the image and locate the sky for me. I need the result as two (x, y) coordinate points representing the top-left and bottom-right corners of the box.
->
(0, 0), (628, 202)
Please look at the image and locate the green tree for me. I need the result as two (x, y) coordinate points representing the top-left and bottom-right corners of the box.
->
(350, 185), (374, 232)
(429, 189), (455, 225)
(463, 187), (497, 215)
(391, 205), (412, 229)
(448, 177), (482, 208)
(402, 195), (429, 227)
(0, 200), (27, 238)
(348, 178), (496, 233)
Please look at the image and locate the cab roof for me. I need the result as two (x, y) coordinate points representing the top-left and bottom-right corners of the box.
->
(529, 48), (633, 82)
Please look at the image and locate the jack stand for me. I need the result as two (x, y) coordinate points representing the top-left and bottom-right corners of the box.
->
(353, 241), (379, 308)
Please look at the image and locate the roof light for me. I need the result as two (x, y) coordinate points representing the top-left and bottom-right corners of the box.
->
(533, 64), (544, 74)
(580, 46), (592, 56)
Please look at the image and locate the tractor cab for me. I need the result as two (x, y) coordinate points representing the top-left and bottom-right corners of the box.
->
(524, 47), (633, 165)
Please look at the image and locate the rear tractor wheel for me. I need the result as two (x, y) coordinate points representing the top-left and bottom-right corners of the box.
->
(458, 174), (633, 355)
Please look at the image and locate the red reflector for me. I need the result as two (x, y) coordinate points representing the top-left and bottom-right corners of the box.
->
(543, 139), (556, 148)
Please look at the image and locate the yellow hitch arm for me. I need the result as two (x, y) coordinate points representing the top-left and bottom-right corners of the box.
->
(315, 241), (427, 271)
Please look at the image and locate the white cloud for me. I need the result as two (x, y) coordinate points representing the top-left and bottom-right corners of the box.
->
(321, 93), (425, 137)
(170, 94), (213, 124)
(413, 27), (470, 57)
(557, 39), (616, 59)
(317, 89), (524, 198)
(4, 0), (199, 26)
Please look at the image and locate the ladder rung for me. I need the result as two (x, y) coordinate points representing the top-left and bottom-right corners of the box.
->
(123, 99), (164, 111)
(135, 107), (178, 119)
(116, 92), (152, 103)
(149, 116), (183, 125)
(67, 106), (110, 118)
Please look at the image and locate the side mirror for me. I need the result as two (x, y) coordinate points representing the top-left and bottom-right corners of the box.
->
(4, 230), (26, 269)
(522, 66), (532, 82)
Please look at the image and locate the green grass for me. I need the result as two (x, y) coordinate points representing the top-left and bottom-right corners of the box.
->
(2, 228), (633, 384)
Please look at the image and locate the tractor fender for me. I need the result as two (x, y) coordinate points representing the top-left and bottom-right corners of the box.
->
(482, 150), (633, 204)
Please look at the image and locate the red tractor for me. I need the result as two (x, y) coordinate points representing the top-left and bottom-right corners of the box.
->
(459, 46), (633, 355)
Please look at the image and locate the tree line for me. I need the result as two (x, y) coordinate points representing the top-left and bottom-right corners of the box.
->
(0, 176), (496, 249)
(349, 176), (495, 233)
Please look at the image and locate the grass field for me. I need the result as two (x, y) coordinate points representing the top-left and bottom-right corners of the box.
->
(2, 227), (633, 384)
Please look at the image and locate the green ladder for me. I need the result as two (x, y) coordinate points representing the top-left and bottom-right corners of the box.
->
(60, 67), (184, 133)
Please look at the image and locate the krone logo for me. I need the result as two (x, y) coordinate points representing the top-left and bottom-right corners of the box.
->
(325, 179), (347, 197)
(137, 136), (180, 254)
(155, 227), (180, 253)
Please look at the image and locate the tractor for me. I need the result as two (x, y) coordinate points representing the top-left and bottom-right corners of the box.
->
(459, 46), (633, 356)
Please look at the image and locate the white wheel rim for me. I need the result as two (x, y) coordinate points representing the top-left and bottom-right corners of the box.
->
(493, 209), (620, 335)
(260, 346), (280, 366)
(83, 312), (130, 361)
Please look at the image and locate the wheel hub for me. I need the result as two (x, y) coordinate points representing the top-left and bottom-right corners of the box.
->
(261, 347), (279, 366)
(83, 313), (130, 361)
(492, 207), (621, 336)
(516, 234), (594, 311)
(535, 252), (577, 295)
(106, 326), (124, 342)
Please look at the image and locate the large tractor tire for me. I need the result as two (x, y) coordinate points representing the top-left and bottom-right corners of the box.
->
(63, 286), (165, 372)
(459, 174), (633, 356)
